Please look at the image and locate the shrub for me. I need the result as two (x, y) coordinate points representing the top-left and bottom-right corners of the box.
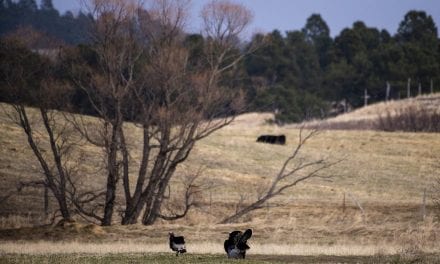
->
(376, 106), (440, 132)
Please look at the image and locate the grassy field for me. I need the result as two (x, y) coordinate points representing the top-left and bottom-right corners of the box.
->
(1, 96), (440, 261)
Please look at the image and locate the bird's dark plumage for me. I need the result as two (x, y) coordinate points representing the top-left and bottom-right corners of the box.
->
(169, 232), (186, 256)
(224, 229), (252, 259)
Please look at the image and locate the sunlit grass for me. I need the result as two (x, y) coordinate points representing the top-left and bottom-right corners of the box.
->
(1, 101), (440, 251)
(0, 241), (401, 255)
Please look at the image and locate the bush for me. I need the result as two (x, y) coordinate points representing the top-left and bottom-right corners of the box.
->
(376, 106), (440, 132)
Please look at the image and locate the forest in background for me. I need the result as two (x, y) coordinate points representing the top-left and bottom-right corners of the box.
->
(0, 0), (91, 44)
(1, 0), (439, 123)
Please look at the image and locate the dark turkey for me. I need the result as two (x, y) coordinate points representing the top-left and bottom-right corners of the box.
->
(169, 232), (186, 256)
(224, 228), (252, 259)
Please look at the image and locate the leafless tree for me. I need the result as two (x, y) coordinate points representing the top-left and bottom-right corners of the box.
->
(0, 30), (75, 221)
(220, 129), (340, 224)
(1, 28), (107, 224)
(67, 0), (255, 225)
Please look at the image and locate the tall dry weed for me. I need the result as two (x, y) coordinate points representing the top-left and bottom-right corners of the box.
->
(0, 214), (46, 229)
(397, 216), (439, 256)
(377, 106), (440, 132)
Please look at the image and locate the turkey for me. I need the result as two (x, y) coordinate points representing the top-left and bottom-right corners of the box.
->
(224, 228), (252, 259)
(169, 232), (187, 256)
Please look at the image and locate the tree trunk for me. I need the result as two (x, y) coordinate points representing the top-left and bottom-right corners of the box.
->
(121, 199), (144, 224)
(121, 128), (151, 225)
(101, 123), (119, 226)
(142, 200), (157, 225)
(142, 154), (186, 225)
(121, 156), (168, 225)
(18, 106), (72, 221)
(40, 109), (71, 220)
(57, 193), (71, 220)
(121, 187), (151, 224)
(44, 185), (49, 217)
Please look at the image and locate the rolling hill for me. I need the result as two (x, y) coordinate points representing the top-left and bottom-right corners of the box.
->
(0, 98), (439, 256)
(296, 93), (440, 131)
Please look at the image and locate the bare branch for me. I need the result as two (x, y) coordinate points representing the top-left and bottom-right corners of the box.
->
(156, 167), (204, 221)
(220, 128), (341, 224)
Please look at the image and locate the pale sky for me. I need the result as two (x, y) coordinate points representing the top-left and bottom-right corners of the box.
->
(50, 0), (440, 37)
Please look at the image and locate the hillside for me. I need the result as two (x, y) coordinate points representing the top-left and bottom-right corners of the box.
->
(0, 102), (439, 255)
(296, 93), (440, 130)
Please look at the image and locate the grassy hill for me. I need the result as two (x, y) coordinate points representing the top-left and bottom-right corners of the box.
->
(0, 101), (439, 256)
(298, 93), (440, 131)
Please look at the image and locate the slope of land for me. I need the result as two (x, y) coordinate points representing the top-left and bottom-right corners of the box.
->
(0, 102), (439, 256)
(295, 93), (440, 130)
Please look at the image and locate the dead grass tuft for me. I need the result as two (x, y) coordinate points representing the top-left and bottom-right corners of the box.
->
(397, 216), (439, 254)
(0, 214), (47, 229)
(83, 224), (106, 235)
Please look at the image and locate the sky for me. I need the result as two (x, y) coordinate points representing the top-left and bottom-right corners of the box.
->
(50, 0), (440, 38)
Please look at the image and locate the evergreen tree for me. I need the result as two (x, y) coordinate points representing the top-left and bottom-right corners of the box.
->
(397, 10), (437, 43)
(40, 0), (54, 10)
(302, 14), (333, 69)
(396, 10), (439, 94)
(18, 0), (37, 11)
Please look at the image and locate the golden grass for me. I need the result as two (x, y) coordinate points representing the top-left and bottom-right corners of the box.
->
(296, 93), (440, 128)
(0, 241), (405, 256)
(0, 241), (169, 255)
(1, 101), (440, 254)
(333, 94), (440, 122)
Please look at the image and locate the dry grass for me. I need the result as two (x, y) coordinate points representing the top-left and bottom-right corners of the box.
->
(1, 102), (440, 255)
(330, 94), (440, 122)
(297, 93), (440, 130)
(0, 241), (401, 256)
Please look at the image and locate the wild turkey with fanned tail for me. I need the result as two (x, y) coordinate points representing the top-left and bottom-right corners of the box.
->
(224, 229), (252, 259)
(169, 232), (187, 256)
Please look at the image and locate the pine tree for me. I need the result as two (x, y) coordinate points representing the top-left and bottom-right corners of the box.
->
(18, 0), (37, 11)
(40, 0), (54, 10)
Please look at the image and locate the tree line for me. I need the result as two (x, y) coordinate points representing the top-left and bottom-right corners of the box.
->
(244, 11), (439, 122)
(0, 0), (92, 44)
(1, 1), (439, 123)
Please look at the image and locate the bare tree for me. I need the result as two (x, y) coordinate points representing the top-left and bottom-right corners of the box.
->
(1, 28), (106, 224)
(0, 30), (76, 221)
(64, 0), (144, 226)
(220, 129), (340, 224)
(67, 0), (254, 225)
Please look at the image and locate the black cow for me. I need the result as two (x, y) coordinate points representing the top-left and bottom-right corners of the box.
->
(256, 134), (286, 145)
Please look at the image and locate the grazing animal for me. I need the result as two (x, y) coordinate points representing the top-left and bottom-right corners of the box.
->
(257, 134), (286, 145)
(224, 229), (252, 259)
(169, 232), (187, 256)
